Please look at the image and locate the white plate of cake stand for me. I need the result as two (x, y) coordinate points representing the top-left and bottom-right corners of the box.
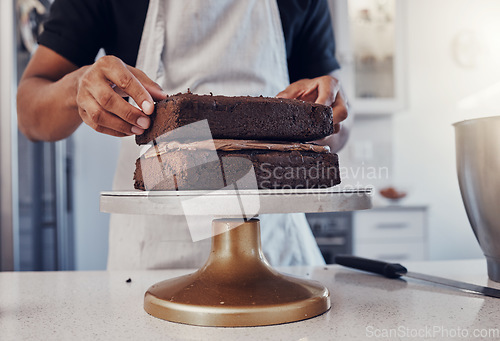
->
(100, 187), (372, 327)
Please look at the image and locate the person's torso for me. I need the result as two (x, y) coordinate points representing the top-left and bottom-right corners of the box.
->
(108, 0), (324, 270)
(96, 0), (332, 81)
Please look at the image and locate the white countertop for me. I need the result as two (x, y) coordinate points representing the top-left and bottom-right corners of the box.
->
(1, 259), (499, 340)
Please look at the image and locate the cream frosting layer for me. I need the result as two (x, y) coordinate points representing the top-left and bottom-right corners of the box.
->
(144, 139), (330, 159)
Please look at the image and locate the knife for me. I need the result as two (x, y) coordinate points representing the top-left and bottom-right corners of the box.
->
(334, 254), (500, 299)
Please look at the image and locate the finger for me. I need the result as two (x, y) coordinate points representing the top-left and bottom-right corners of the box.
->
(85, 80), (151, 130)
(276, 88), (296, 99)
(315, 77), (339, 106)
(93, 126), (130, 138)
(298, 85), (318, 103)
(315, 88), (334, 106)
(80, 98), (144, 136)
(331, 92), (348, 124)
(128, 66), (167, 101)
(112, 84), (128, 97)
(79, 107), (129, 138)
(276, 83), (306, 99)
(333, 123), (341, 134)
(97, 56), (156, 115)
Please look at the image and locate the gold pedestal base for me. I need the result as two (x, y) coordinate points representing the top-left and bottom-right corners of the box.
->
(144, 218), (331, 327)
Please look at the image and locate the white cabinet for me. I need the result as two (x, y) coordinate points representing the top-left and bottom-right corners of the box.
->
(329, 0), (407, 114)
(353, 206), (428, 262)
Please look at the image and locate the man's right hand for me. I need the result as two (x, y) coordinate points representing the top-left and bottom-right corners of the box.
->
(76, 56), (166, 137)
(17, 46), (166, 141)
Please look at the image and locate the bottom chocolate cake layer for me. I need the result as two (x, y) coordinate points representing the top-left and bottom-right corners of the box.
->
(134, 148), (341, 191)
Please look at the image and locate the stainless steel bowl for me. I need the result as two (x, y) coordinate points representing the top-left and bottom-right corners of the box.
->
(455, 116), (500, 282)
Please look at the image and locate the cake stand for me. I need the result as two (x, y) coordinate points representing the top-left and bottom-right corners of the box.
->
(100, 188), (372, 327)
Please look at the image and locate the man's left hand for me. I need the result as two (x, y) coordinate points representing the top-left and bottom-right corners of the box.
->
(276, 75), (348, 134)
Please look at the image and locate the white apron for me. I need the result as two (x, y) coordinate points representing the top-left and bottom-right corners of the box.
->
(107, 0), (325, 270)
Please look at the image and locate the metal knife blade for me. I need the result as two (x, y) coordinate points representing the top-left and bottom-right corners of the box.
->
(404, 271), (500, 298)
(335, 254), (500, 299)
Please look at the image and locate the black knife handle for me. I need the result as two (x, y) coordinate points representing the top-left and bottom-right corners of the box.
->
(335, 255), (408, 279)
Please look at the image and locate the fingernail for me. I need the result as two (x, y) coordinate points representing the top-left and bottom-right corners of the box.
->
(142, 101), (154, 115)
(137, 116), (150, 129)
(131, 126), (144, 135)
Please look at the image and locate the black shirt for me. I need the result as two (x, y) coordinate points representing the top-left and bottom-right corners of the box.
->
(39, 0), (339, 82)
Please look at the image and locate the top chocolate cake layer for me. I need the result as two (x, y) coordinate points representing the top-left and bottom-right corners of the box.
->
(135, 93), (334, 145)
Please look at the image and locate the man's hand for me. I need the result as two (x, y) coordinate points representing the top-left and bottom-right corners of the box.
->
(276, 75), (350, 152)
(76, 56), (166, 137)
(17, 46), (167, 141)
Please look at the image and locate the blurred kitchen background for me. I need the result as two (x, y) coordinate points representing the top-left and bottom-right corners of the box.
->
(2, 0), (499, 271)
